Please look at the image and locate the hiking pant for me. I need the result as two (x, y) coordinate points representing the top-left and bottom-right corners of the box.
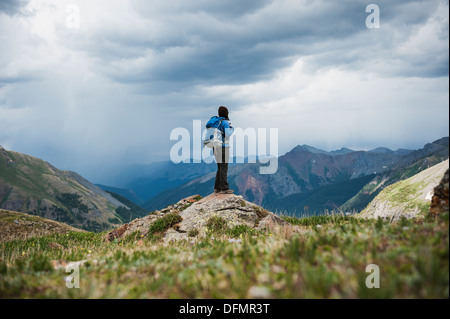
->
(214, 146), (230, 191)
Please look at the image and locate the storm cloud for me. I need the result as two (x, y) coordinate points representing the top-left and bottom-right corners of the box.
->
(0, 0), (448, 184)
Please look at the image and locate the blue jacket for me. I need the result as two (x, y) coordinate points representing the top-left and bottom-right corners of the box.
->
(206, 116), (234, 147)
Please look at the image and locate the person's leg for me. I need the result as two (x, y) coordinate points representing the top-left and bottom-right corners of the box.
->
(222, 147), (229, 190)
(220, 147), (233, 193)
(214, 166), (220, 191)
(214, 147), (223, 192)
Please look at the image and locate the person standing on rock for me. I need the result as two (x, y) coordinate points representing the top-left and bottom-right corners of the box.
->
(206, 106), (234, 194)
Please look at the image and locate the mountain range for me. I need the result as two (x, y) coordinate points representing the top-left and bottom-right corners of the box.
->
(140, 137), (449, 215)
(1, 137), (448, 231)
(96, 144), (419, 205)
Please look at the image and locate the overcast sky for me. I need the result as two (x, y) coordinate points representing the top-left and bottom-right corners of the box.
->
(0, 0), (448, 184)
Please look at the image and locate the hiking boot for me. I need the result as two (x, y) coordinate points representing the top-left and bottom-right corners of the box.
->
(220, 189), (234, 194)
(214, 189), (221, 193)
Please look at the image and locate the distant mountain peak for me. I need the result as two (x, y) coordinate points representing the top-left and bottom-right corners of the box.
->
(293, 145), (355, 156)
(433, 136), (449, 144)
(330, 147), (354, 155)
(369, 147), (394, 154)
(300, 145), (329, 154)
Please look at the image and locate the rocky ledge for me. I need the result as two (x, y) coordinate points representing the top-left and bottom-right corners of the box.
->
(106, 193), (296, 242)
(429, 168), (449, 217)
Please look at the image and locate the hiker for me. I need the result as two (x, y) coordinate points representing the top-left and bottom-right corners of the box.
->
(206, 106), (234, 194)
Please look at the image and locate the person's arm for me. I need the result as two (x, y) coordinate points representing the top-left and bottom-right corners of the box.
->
(222, 120), (234, 137)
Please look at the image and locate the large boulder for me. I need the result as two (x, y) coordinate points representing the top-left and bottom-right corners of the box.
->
(106, 193), (295, 242)
(429, 168), (449, 217)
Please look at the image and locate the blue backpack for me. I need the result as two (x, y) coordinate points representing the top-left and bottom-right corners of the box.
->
(203, 118), (224, 149)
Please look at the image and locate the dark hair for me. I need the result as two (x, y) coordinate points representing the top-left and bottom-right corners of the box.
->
(218, 106), (229, 119)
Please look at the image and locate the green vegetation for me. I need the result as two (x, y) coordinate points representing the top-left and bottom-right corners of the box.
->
(123, 231), (143, 243)
(382, 180), (431, 215)
(83, 220), (111, 233)
(267, 175), (376, 215)
(341, 178), (383, 212)
(56, 193), (89, 216)
(188, 229), (199, 237)
(148, 213), (182, 237)
(205, 216), (228, 234)
(282, 214), (360, 227)
(0, 212), (448, 298)
(0, 210), (85, 243)
(106, 191), (150, 223)
(204, 216), (261, 238)
(227, 224), (259, 238)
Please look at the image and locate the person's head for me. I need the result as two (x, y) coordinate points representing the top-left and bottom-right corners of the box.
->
(218, 106), (229, 119)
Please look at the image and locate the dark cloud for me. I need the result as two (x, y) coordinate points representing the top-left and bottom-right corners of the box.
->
(0, 0), (29, 15)
(78, 0), (448, 91)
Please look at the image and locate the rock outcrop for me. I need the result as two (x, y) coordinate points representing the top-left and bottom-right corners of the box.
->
(429, 168), (449, 216)
(106, 193), (295, 242)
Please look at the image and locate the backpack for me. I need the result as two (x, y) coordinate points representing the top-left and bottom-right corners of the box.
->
(203, 118), (224, 149)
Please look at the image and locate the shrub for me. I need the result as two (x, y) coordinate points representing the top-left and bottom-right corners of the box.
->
(29, 254), (53, 272)
(0, 261), (7, 275)
(228, 224), (258, 238)
(123, 231), (142, 243)
(148, 213), (182, 236)
(205, 216), (228, 234)
(188, 229), (199, 237)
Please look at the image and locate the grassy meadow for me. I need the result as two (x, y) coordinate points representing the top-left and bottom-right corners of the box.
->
(0, 212), (448, 299)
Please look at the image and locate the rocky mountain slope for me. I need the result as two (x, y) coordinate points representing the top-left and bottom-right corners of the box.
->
(0, 209), (85, 243)
(0, 146), (130, 232)
(107, 193), (296, 243)
(359, 159), (449, 221)
(143, 137), (449, 215)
